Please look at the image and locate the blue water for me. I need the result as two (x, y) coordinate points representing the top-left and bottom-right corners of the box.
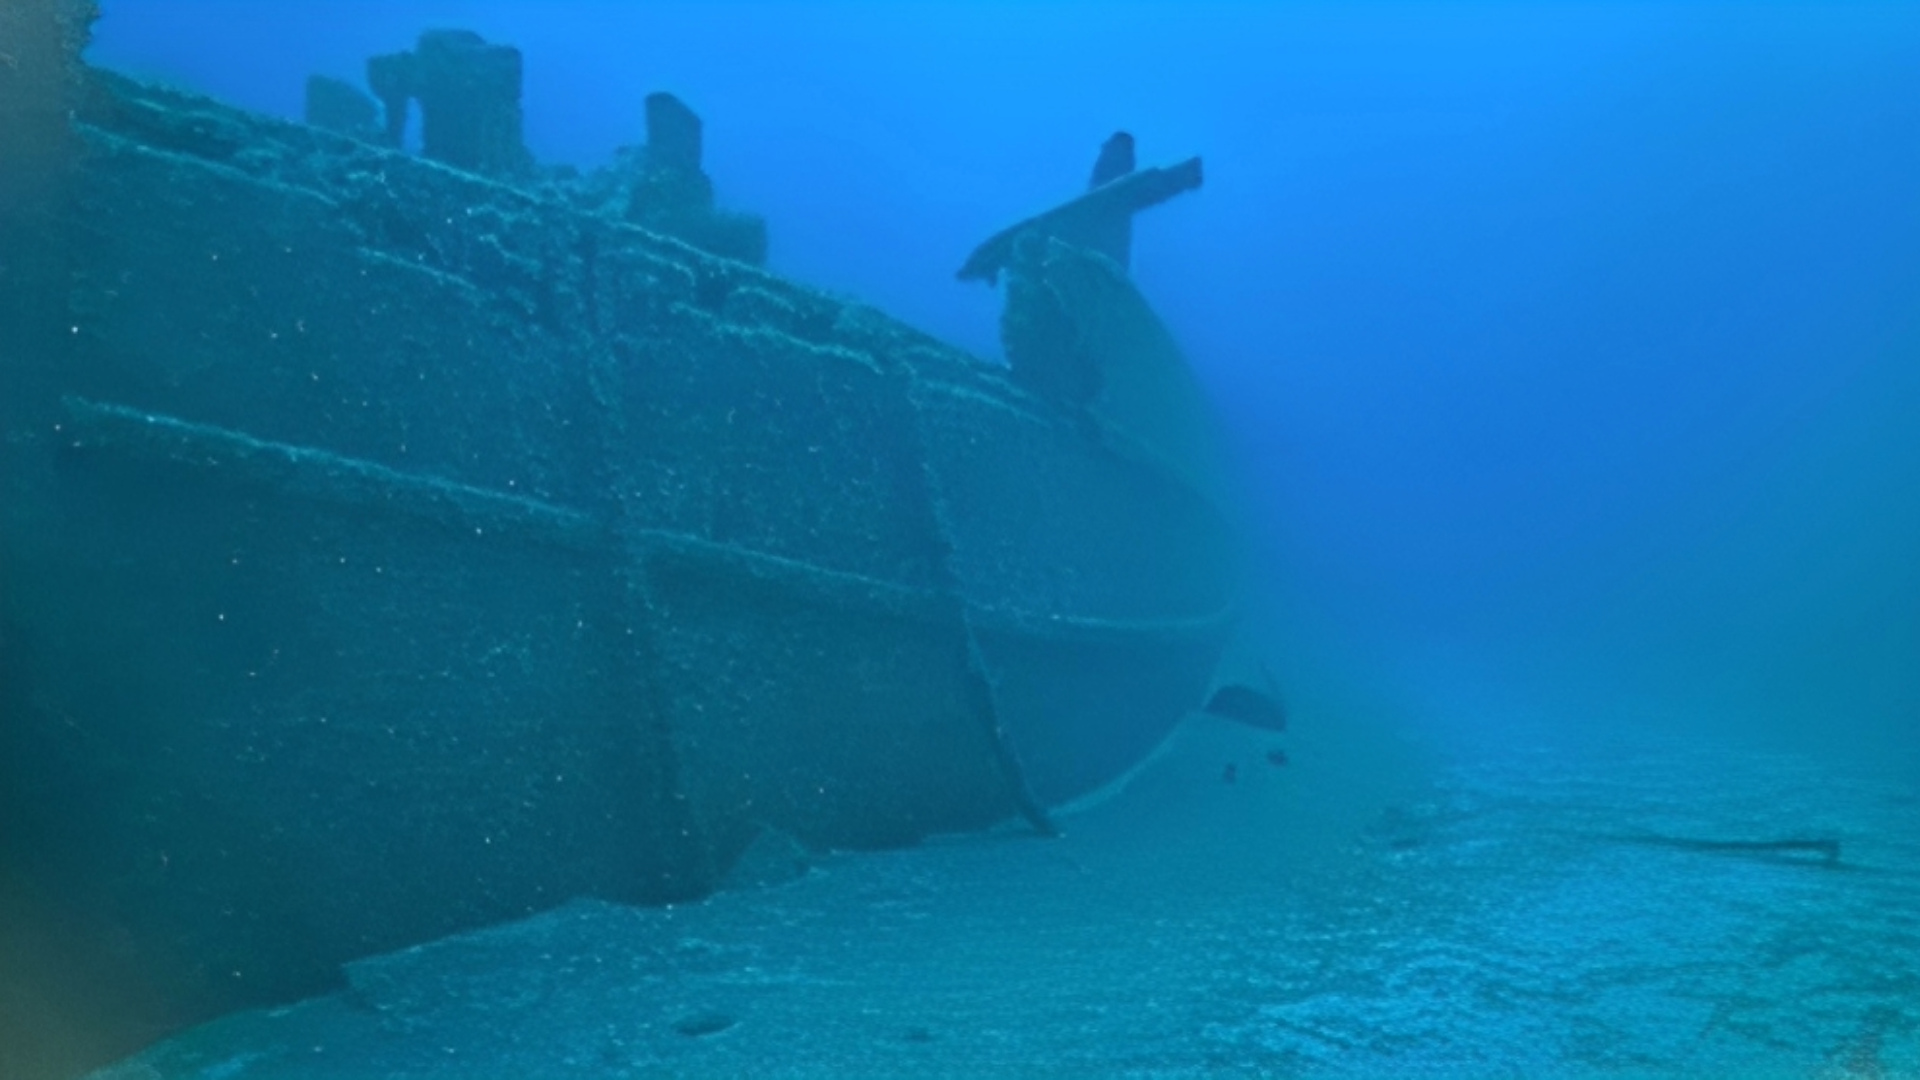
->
(92, 1), (1920, 756)
(75, 2), (1920, 1075)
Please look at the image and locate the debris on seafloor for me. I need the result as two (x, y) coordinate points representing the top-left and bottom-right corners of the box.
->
(671, 1010), (738, 1038)
(1602, 832), (1843, 868)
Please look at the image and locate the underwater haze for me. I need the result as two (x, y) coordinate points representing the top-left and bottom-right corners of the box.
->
(93, 0), (1920, 761)
(17, 1), (1918, 1077)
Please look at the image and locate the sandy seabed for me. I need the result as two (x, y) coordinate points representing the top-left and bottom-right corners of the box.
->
(92, 712), (1919, 1079)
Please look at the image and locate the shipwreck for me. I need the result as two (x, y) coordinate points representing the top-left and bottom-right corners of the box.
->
(0, 7), (1251, 1066)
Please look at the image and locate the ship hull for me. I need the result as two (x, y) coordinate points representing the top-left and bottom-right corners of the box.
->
(0, 65), (1239, 1028)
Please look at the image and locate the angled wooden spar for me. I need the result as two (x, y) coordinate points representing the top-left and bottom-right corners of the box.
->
(1088, 131), (1137, 188)
(957, 150), (1203, 284)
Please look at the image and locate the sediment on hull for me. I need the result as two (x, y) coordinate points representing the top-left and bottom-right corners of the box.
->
(0, 31), (1244, 1076)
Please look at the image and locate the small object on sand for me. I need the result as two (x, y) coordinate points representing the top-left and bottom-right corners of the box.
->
(672, 1010), (737, 1037)
(1606, 832), (1843, 868)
